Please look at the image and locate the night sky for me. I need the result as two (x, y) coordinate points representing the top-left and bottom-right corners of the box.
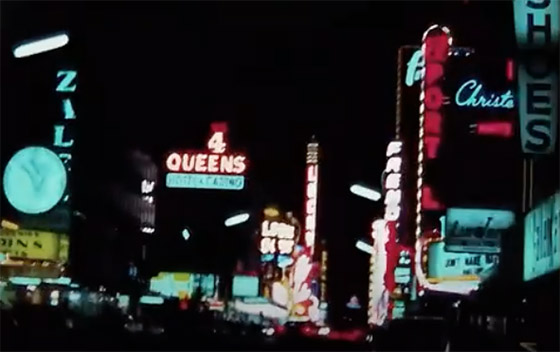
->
(1, 1), (516, 320)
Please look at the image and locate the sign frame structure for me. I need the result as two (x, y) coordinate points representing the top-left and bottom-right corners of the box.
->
(523, 191), (560, 282)
(164, 122), (248, 191)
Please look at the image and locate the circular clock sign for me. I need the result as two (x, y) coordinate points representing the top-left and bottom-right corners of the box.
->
(3, 146), (67, 214)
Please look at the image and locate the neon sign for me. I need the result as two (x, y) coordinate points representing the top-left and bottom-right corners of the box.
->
(260, 220), (296, 256)
(165, 123), (247, 190)
(405, 49), (424, 87)
(415, 25), (451, 239)
(305, 165), (318, 251)
(455, 79), (515, 109)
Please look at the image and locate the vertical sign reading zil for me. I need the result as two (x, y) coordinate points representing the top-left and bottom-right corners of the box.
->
(165, 123), (247, 190)
(54, 70), (77, 206)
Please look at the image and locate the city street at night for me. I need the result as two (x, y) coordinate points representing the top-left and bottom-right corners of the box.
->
(1, 1), (558, 351)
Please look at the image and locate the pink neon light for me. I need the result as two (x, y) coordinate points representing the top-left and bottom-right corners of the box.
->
(425, 63), (444, 85)
(476, 121), (514, 138)
(421, 185), (444, 210)
(424, 136), (441, 159)
(424, 86), (444, 110)
(424, 111), (442, 135)
(506, 59), (514, 82)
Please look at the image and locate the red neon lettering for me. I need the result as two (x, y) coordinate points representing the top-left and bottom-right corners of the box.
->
(233, 155), (247, 173)
(424, 86), (444, 110)
(195, 154), (208, 172)
(424, 34), (449, 63)
(424, 136), (441, 159)
(220, 155), (234, 173)
(208, 154), (219, 173)
(424, 111), (442, 135)
(307, 165), (318, 182)
(421, 185), (443, 210)
(166, 153), (181, 171)
(425, 63), (444, 85)
(182, 154), (195, 172)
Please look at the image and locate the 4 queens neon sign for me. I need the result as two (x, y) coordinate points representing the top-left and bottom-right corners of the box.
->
(455, 79), (515, 109)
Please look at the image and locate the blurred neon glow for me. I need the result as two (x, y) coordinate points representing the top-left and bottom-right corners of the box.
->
(355, 240), (373, 254)
(9, 277), (41, 285)
(225, 213), (250, 227)
(140, 295), (164, 305)
(43, 277), (71, 285)
(181, 228), (191, 241)
(13, 33), (69, 58)
(350, 184), (382, 201)
(1, 219), (19, 230)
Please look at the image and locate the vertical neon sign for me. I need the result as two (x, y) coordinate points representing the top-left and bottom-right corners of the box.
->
(368, 219), (389, 326)
(416, 25), (451, 238)
(290, 137), (320, 322)
(54, 70), (77, 205)
(415, 26), (452, 296)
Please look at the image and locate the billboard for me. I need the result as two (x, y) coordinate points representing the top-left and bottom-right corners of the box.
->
(165, 122), (247, 190)
(523, 191), (560, 281)
(444, 208), (514, 254)
(0, 228), (69, 262)
(514, 0), (559, 154)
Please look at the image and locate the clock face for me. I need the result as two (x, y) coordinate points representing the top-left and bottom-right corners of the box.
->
(3, 146), (67, 214)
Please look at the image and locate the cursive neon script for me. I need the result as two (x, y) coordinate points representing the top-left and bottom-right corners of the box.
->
(455, 79), (514, 109)
(405, 50), (424, 87)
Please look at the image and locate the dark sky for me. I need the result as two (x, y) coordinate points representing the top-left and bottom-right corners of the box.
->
(1, 1), (516, 318)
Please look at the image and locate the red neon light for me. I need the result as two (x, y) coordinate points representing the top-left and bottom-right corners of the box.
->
(424, 86), (444, 110)
(424, 111), (442, 135)
(425, 63), (444, 85)
(421, 186), (444, 210)
(166, 122), (248, 174)
(424, 136), (441, 159)
(506, 59), (514, 82)
(476, 121), (514, 138)
(424, 34), (449, 63)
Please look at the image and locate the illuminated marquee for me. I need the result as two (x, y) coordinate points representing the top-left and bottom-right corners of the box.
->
(165, 123), (247, 190)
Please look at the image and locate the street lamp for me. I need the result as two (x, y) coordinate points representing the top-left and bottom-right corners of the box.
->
(224, 212), (250, 227)
(13, 32), (69, 58)
(350, 184), (382, 201)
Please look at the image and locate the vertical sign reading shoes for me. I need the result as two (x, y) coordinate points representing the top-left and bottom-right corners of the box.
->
(514, 0), (559, 153)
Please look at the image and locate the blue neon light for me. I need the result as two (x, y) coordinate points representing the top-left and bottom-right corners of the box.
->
(455, 79), (514, 109)
(261, 254), (274, 262)
(166, 173), (245, 190)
